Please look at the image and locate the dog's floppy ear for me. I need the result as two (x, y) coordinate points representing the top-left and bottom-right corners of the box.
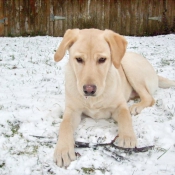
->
(54, 29), (79, 62)
(104, 30), (127, 69)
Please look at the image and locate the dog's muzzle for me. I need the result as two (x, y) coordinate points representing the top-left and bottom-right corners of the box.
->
(83, 84), (96, 96)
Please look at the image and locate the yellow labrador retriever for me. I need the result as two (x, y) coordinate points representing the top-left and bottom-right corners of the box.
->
(53, 29), (175, 167)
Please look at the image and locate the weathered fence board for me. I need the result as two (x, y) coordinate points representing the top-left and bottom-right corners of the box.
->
(0, 0), (175, 37)
(0, 0), (4, 36)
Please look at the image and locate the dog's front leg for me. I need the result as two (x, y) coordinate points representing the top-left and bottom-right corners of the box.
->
(54, 108), (81, 167)
(112, 104), (137, 148)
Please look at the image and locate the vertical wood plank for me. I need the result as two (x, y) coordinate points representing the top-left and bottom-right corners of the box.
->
(125, 0), (131, 35)
(35, 0), (39, 35)
(39, 0), (47, 35)
(46, 0), (50, 35)
(11, 0), (15, 35)
(15, 0), (20, 35)
(19, 0), (24, 35)
(109, 0), (114, 31)
(37, 0), (42, 35)
(0, 0), (4, 36)
(29, 0), (36, 35)
(152, 0), (159, 35)
(49, 0), (54, 36)
(89, 0), (97, 28)
(170, 0), (175, 32)
(135, 0), (140, 35)
(109, 0), (118, 33)
(150, 0), (157, 35)
(96, 0), (103, 29)
(164, 0), (171, 33)
(156, 0), (163, 35)
(104, 0), (110, 29)
(138, 0), (143, 35)
(62, 0), (67, 33)
(101, 0), (105, 30)
(66, 0), (73, 31)
(72, 0), (77, 29)
(8, 0), (14, 36)
(25, 0), (30, 35)
(77, 0), (83, 29)
(19, 0), (29, 35)
(158, 0), (167, 34)
(53, 0), (63, 36)
(84, 0), (89, 28)
(148, 0), (162, 35)
(138, 0), (145, 36)
(117, 0), (123, 34)
(147, 0), (152, 35)
(165, 0), (173, 34)
(78, 0), (87, 29)
(3, 0), (8, 36)
(120, 0), (126, 35)
(142, 0), (149, 35)
(84, 0), (90, 28)
(129, 0), (136, 35)
(159, 0), (164, 34)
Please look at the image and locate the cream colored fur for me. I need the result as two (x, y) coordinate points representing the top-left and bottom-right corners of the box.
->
(53, 29), (175, 167)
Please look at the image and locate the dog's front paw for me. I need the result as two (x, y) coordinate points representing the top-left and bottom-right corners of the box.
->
(54, 140), (76, 167)
(118, 131), (137, 148)
(129, 103), (144, 115)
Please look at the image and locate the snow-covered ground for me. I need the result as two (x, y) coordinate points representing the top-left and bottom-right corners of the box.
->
(0, 33), (175, 175)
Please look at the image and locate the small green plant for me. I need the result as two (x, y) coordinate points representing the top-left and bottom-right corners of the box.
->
(10, 55), (15, 60)
(82, 167), (95, 174)
(0, 162), (5, 168)
(160, 59), (171, 66)
(4, 120), (20, 137)
(81, 167), (107, 174)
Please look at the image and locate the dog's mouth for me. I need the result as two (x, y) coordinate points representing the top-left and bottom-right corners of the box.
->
(84, 94), (96, 97)
(84, 92), (97, 99)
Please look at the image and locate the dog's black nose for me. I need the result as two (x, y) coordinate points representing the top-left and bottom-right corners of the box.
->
(83, 84), (96, 96)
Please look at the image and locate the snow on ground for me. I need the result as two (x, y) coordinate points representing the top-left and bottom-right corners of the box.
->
(0, 34), (175, 175)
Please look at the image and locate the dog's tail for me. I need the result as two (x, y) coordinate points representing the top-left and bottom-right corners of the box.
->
(158, 75), (175, 88)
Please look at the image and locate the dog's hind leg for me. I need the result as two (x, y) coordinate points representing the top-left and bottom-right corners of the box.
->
(121, 53), (159, 115)
(129, 88), (155, 115)
(129, 75), (175, 115)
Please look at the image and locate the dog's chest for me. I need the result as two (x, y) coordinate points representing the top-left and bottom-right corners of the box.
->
(83, 108), (111, 119)
(82, 97), (114, 119)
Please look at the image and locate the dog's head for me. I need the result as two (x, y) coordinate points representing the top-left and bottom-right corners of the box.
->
(54, 29), (127, 97)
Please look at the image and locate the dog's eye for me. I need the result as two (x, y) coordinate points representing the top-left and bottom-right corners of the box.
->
(98, 57), (106, 64)
(76, 57), (83, 63)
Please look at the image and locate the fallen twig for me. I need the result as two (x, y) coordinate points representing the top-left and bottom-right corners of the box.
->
(75, 135), (154, 153)
(30, 135), (154, 161)
(75, 135), (154, 161)
(30, 135), (47, 139)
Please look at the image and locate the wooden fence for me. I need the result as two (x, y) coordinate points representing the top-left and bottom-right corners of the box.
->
(0, 0), (175, 37)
